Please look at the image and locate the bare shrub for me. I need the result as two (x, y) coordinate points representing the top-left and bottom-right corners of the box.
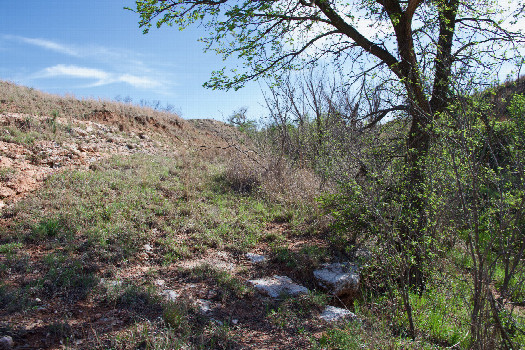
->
(225, 148), (323, 206)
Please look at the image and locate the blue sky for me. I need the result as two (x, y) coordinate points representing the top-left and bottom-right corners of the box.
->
(0, 1), (266, 120)
(1, 1), (522, 121)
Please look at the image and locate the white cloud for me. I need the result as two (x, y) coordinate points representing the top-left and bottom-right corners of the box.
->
(40, 64), (109, 80)
(118, 74), (160, 89)
(15, 36), (81, 57)
(35, 64), (161, 89)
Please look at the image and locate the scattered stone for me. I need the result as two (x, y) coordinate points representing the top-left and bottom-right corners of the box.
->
(249, 275), (309, 298)
(99, 279), (122, 288)
(162, 289), (179, 301)
(319, 306), (357, 323)
(197, 299), (212, 313)
(246, 252), (266, 264)
(313, 263), (360, 298)
(0, 336), (14, 349)
(154, 279), (166, 287)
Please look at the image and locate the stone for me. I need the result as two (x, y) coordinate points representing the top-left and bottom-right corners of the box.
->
(161, 289), (179, 302)
(143, 244), (153, 252)
(154, 279), (166, 287)
(319, 306), (357, 323)
(313, 263), (360, 298)
(0, 336), (14, 349)
(246, 252), (266, 264)
(197, 299), (212, 313)
(249, 275), (309, 298)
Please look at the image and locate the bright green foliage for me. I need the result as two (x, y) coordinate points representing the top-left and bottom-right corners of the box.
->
(130, 0), (523, 93)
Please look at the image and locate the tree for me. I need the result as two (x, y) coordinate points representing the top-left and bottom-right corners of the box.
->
(131, 0), (524, 288)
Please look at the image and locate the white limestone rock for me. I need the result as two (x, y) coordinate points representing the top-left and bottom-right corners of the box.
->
(320, 306), (357, 323)
(249, 275), (309, 298)
(246, 252), (266, 264)
(0, 336), (14, 350)
(161, 289), (179, 302)
(313, 263), (360, 298)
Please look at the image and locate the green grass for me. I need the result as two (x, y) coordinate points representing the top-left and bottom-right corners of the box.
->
(0, 167), (16, 182)
(187, 264), (251, 300)
(6, 153), (296, 265)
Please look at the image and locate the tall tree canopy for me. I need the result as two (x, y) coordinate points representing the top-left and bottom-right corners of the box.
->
(132, 0), (524, 173)
(132, 0), (524, 288)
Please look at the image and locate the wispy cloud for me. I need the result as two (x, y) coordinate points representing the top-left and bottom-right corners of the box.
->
(13, 36), (81, 57)
(0, 34), (174, 91)
(35, 64), (161, 89)
(3, 34), (138, 62)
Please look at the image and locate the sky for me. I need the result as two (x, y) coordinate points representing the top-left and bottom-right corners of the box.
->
(1, 1), (523, 122)
(0, 0), (266, 121)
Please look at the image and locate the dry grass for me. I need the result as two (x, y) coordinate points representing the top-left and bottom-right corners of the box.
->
(224, 150), (324, 206)
(0, 80), (184, 135)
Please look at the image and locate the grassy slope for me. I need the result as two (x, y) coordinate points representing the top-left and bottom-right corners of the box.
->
(0, 81), (499, 349)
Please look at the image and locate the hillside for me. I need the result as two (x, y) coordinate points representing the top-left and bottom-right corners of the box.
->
(2, 81), (523, 349)
(0, 82), (350, 350)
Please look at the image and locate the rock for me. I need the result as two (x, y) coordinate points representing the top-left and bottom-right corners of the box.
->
(313, 263), (360, 298)
(154, 279), (165, 287)
(249, 275), (309, 298)
(232, 319), (239, 325)
(197, 299), (212, 313)
(161, 289), (179, 301)
(319, 306), (357, 323)
(143, 244), (153, 252)
(0, 336), (14, 349)
(246, 252), (266, 264)
(0, 187), (16, 199)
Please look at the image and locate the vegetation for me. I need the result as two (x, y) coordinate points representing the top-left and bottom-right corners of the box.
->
(1, 0), (524, 345)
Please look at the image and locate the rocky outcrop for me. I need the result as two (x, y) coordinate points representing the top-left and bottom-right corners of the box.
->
(249, 275), (309, 298)
(313, 262), (360, 299)
(319, 306), (357, 323)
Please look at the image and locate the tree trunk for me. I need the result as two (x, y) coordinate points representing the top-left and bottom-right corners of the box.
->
(400, 103), (432, 291)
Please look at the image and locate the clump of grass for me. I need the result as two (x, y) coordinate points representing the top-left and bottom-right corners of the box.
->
(36, 252), (99, 303)
(113, 284), (162, 315)
(97, 320), (187, 350)
(267, 292), (328, 330)
(0, 167), (16, 182)
(0, 283), (35, 312)
(189, 264), (251, 300)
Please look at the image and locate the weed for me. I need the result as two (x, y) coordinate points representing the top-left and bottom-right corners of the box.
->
(30, 217), (64, 241)
(0, 167), (16, 182)
(189, 264), (250, 300)
(37, 252), (99, 302)
(0, 242), (23, 254)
